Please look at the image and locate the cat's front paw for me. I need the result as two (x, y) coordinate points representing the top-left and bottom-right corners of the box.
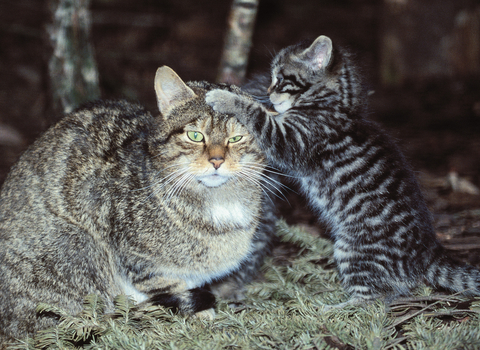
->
(205, 89), (238, 115)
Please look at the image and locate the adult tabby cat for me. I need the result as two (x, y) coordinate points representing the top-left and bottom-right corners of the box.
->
(0, 66), (275, 343)
(206, 35), (480, 308)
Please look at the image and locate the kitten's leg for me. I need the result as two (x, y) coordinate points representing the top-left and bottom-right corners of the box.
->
(320, 238), (400, 310)
(318, 260), (382, 310)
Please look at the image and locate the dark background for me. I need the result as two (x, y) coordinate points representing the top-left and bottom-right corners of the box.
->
(1, 0), (480, 263)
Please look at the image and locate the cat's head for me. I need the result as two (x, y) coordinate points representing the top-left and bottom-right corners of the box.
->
(268, 35), (335, 113)
(151, 66), (266, 190)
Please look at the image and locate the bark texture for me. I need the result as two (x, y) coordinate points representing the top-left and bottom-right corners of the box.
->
(48, 0), (100, 114)
(217, 0), (259, 85)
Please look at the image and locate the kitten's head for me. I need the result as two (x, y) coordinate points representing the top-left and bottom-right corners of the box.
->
(151, 66), (265, 191)
(268, 35), (336, 113)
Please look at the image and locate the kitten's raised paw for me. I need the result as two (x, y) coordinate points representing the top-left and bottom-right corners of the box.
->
(205, 90), (237, 114)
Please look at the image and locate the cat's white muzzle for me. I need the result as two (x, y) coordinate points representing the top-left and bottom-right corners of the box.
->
(198, 172), (229, 187)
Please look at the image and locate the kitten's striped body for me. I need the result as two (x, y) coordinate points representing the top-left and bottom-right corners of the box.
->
(206, 36), (480, 306)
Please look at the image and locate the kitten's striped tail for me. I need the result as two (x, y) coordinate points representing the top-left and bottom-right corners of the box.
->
(425, 250), (480, 296)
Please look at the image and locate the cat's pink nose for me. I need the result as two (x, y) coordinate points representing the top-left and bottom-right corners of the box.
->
(209, 157), (224, 169)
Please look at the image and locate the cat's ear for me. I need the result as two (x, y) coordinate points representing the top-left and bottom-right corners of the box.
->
(301, 35), (333, 71)
(154, 66), (197, 116)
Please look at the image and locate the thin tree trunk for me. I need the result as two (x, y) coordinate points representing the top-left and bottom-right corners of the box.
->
(47, 0), (100, 115)
(217, 0), (259, 85)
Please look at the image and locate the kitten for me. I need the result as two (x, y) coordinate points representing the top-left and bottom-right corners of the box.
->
(206, 35), (480, 308)
(0, 66), (276, 343)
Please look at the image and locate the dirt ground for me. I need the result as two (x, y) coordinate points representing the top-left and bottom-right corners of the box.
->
(1, 0), (479, 265)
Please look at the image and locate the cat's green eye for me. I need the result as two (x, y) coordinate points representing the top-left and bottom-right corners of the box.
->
(187, 131), (204, 142)
(228, 135), (243, 143)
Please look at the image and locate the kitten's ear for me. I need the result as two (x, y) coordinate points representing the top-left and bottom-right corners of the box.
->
(301, 35), (333, 71)
(154, 66), (197, 116)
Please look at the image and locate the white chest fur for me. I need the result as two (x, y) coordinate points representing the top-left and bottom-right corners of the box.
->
(209, 201), (249, 228)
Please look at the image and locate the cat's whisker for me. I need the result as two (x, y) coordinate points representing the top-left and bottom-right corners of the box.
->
(258, 178), (291, 204)
(159, 166), (193, 186)
(143, 167), (192, 204)
(237, 169), (286, 204)
(152, 167), (188, 187)
(237, 165), (290, 201)
(244, 166), (291, 190)
(163, 173), (187, 203)
(182, 173), (198, 195)
(171, 171), (196, 200)
(164, 170), (196, 203)
(130, 162), (191, 193)
(240, 161), (299, 179)
(136, 171), (178, 194)
(156, 162), (191, 175)
(264, 167), (296, 178)
(235, 170), (273, 202)
(240, 164), (293, 194)
(244, 168), (286, 192)
(160, 168), (188, 186)
(156, 162), (193, 179)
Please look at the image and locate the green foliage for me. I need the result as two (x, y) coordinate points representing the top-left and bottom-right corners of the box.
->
(10, 220), (480, 349)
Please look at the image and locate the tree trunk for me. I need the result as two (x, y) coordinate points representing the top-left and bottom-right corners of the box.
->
(217, 0), (259, 85)
(47, 0), (100, 115)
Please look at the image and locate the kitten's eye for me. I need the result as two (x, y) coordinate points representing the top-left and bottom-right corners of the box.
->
(187, 131), (204, 142)
(228, 135), (243, 143)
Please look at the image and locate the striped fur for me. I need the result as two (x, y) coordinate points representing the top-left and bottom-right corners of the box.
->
(206, 36), (480, 307)
(0, 67), (277, 343)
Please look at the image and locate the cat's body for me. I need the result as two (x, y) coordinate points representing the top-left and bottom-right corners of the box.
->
(0, 67), (274, 343)
(206, 36), (480, 307)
